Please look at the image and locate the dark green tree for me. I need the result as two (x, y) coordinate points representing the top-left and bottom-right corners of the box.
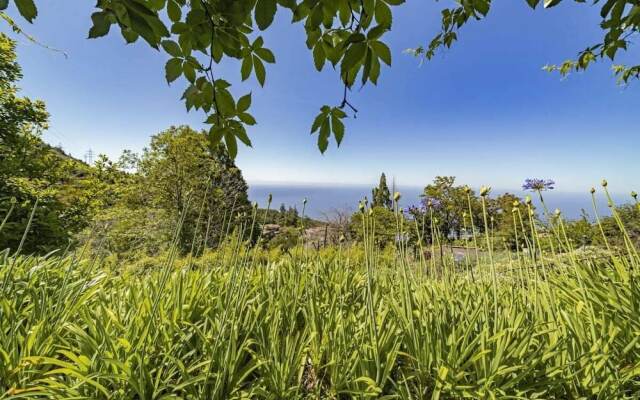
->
(371, 172), (392, 209)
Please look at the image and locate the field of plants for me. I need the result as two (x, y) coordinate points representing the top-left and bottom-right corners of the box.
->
(1, 189), (639, 400)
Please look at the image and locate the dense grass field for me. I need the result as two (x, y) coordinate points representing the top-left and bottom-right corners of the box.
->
(1, 199), (640, 399)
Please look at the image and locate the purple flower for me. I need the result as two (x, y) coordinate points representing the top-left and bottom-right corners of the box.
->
(420, 197), (442, 210)
(522, 178), (555, 191)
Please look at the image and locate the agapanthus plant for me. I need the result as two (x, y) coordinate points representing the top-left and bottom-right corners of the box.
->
(522, 178), (555, 191)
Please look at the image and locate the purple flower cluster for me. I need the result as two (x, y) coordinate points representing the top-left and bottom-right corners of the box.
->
(403, 197), (444, 217)
(522, 178), (555, 191)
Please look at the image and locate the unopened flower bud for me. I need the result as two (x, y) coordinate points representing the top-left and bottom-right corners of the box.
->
(480, 186), (491, 197)
(632, 191), (638, 200)
(267, 193), (273, 204)
(512, 200), (520, 207)
(601, 179), (608, 188)
(359, 202), (365, 213)
(393, 192), (401, 202)
(368, 208), (374, 216)
(554, 209), (561, 217)
(525, 195), (532, 205)
(303, 197), (308, 205)
(10, 197), (17, 205)
(464, 185), (471, 194)
(590, 187), (596, 194)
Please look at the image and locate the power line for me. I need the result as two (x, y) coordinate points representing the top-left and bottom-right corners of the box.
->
(84, 149), (94, 164)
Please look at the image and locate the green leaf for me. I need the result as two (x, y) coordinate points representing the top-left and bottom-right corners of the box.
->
(237, 93), (252, 112)
(165, 58), (183, 83)
(88, 12), (111, 38)
(371, 41), (391, 65)
(0, 0), (8, 11)
(252, 36), (265, 49)
(149, 0), (166, 11)
(341, 42), (367, 73)
(311, 112), (326, 133)
(525, 0), (540, 8)
(253, 56), (266, 86)
(209, 126), (225, 144)
(241, 56), (253, 81)
(255, 48), (275, 63)
(255, 0), (277, 30)
(161, 40), (182, 57)
(15, 0), (37, 22)
(331, 114), (345, 146)
(224, 131), (238, 158)
(318, 118), (330, 153)
(127, 11), (160, 48)
(375, 0), (392, 28)
(234, 125), (253, 146)
(367, 25), (388, 40)
(216, 89), (236, 116)
(167, 0), (182, 22)
(313, 43), (325, 71)
(121, 27), (139, 43)
(238, 112), (257, 125)
(183, 62), (195, 83)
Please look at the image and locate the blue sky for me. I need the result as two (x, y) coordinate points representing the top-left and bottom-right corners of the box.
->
(3, 0), (639, 193)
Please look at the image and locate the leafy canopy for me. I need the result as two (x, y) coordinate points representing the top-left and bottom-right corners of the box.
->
(1, 0), (636, 156)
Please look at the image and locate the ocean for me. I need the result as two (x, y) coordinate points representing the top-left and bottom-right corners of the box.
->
(248, 183), (630, 221)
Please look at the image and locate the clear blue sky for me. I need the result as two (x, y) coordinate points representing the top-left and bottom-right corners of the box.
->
(4, 0), (639, 193)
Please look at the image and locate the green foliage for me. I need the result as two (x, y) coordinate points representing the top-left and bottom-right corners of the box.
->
(0, 33), (92, 253)
(424, 176), (480, 240)
(1, 214), (639, 398)
(407, 0), (640, 85)
(2, 0), (637, 157)
(81, 125), (253, 257)
(371, 172), (391, 209)
(3, 0), (407, 156)
(350, 205), (398, 248)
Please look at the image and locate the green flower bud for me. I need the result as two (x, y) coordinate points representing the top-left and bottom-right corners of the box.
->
(632, 191), (638, 200)
(480, 186), (491, 197)
(601, 179), (608, 188)
(303, 197), (308, 205)
(525, 195), (532, 205)
(463, 185), (471, 194)
(512, 200), (520, 207)
(10, 197), (17, 205)
(393, 192), (401, 202)
(554, 208), (561, 217)
(590, 187), (596, 194)
(359, 201), (365, 213)
(267, 193), (273, 204)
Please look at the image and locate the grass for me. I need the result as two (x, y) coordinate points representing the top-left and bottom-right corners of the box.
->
(1, 191), (639, 399)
